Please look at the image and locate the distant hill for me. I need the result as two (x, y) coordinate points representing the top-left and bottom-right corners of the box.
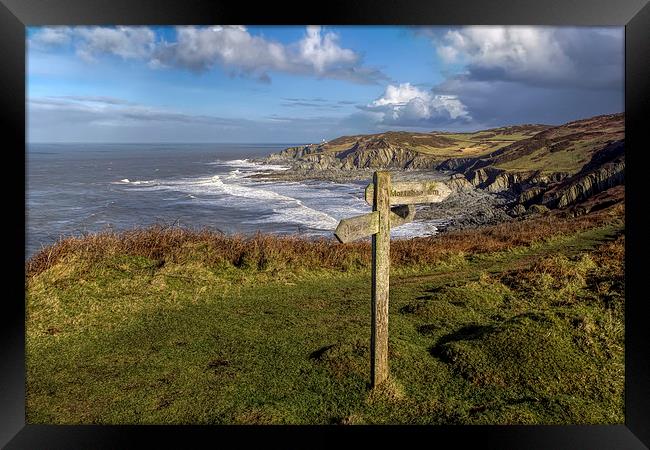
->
(265, 123), (551, 170)
(443, 113), (624, 214)
(460, 113), (624, 175)
(264, 113), (624, 215)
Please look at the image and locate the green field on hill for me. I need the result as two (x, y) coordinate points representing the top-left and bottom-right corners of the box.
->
(26, 213), (624, 425)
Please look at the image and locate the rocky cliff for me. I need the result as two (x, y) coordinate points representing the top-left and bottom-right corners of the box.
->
(539, 140), (625, 209)
(266, 139), (441, 171)
(261, 113), (625, 215)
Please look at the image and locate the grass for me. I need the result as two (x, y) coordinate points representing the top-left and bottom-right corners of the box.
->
(494, 136), (614, 174)
(25, 206), (624, 425)
(27, 201), (622, 278)
(292, 127), (541, 160)
(491, 114), (624, 174)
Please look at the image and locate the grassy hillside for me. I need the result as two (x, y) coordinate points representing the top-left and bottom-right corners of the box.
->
(473, 113), (624, 175)
(26, 203), (624, 425)
(292, 124), (549, 160)
(270, 114), (623, 179)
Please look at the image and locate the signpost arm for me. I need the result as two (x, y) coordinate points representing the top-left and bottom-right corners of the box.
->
(371, 171), (391, 388)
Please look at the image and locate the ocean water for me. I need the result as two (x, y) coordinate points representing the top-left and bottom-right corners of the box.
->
(26, 143), (446, 259)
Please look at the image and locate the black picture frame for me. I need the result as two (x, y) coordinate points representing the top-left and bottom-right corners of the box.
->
(2, 0), (649, 448)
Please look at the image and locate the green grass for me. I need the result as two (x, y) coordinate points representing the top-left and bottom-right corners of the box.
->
(26, 223), (624, 425)
(494, 138), (605, 174)
(304, 128), (539, 160)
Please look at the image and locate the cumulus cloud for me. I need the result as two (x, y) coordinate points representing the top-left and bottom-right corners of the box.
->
(360, 82), (470, 126)
(151, 25), (288, 76)
(406, 26), (625, 128)
(30, 26), (156, 62)
(29, 26), (73, 48)
(74, 26), (156, 62)
(432, 26), (623, 89)
(152, 25), (385, 84)
(297, 25), (358, 73)
(29, 25), (385, 84)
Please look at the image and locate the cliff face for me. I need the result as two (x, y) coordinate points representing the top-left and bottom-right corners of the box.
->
(438, 114), (625, 213)
(539, 141), (625, 209)
(461, 165), (569, 195)
(340, 146), (440, 170)
(262, 113), (624, 215)
(267, 140), (441, 171)
(266, 144), (323, 161)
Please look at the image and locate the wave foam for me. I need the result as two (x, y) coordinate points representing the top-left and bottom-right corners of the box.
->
(112, 178), (157, 185)
(111, 165), (443, 239)
(210, 159), (289, 172)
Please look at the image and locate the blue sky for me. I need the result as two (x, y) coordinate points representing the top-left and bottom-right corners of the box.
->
(27, 25), (624, 143)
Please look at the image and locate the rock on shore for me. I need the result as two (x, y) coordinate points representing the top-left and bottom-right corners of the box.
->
(250, 113), (625, 232)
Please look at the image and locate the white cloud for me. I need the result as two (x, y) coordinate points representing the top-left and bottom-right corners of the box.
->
(432, 26), (623, 88)
(30, 26), (156, 62)
(153, 25), (385, 83)
(152, 25), (287, 74)
(29, 27), (72, 48)
(74, 26), (156, 62)
(29, 25), (384, 83)
(437, 27), (571, 79)
(368, 83), (427, 107)
(297, 25), (358, 73)
(362, 82), (470, 126)
(420, 26), (624, 126)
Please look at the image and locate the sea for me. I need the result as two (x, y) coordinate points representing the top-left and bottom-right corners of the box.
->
(26, 143), (446, 259)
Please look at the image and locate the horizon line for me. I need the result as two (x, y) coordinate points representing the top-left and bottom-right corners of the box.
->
(26, 141), (307, 145)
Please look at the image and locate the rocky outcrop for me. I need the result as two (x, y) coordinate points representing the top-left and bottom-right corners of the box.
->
(446, 174), (476, 192)
(540, 141), (625, 209)
(436, 157), (478, 172)
(339, 145), (440, 170)
(266, 144), (323, 162)
(264, 140), (441, 171)
(260, 115), (624, 219)
(463, 166), (568, 195)
(564, 185), (624, 217)
(518, 187), (545, 205)
(528, 204), (550, 214)
(510, 204), (527, 216)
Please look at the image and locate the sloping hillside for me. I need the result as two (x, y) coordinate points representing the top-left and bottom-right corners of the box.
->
(445, 114), (625, 214)
(463, 113), (624, 175)
(265, 124), (549, 170)
(263, 113), (624, 214)
(25, 207), (624, 425)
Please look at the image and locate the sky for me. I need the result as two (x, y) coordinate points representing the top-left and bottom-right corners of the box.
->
(27, 25), (624, 143)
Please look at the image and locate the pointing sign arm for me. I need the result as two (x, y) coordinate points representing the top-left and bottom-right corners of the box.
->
(365, 181), (451, 206)
(389, 204), (415, 227)
(334, 211), (379, 243)
(335, 205), (415, 243)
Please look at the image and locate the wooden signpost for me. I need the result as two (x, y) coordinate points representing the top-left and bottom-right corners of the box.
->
(334, 171), (451, 388)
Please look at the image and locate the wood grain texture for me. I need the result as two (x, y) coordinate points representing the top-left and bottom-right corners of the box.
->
(334, 211), (379, 243)
(365, 180), (451, 206)
(371, 170), (391, 388)
(389, 204), (415, 228)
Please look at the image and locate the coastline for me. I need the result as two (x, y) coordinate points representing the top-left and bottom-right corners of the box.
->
(245, 164), (516, 232)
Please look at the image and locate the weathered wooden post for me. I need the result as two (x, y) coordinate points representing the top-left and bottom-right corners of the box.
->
(371, 171), (391, 387)
(334, 171), (451, 389)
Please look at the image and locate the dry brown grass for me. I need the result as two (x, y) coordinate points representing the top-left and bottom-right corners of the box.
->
(26, 204), (623, 279)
